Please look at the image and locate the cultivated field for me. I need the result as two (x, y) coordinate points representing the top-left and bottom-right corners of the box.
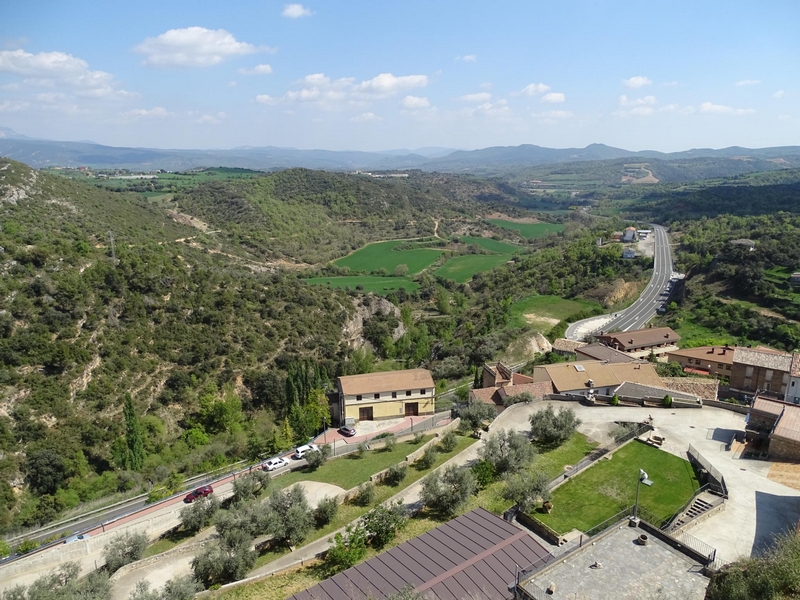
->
(459, 236), (521, 254)
(304, 276), (419, 294)
(435, 254), (512, 283)
(536, 441), (700, 534)
(488, 219), (565, 238)
(333, 240), (444, 274)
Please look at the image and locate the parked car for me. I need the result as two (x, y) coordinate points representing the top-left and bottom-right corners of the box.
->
(338, 425), (357, 437)
(262, 456), (290, 471)
(293, 444), (319, 459)
(64, 533), (90, 544)
(184, 485), (213, 503)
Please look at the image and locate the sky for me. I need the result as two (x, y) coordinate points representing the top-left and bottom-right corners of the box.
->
(0, 0), (798, 152)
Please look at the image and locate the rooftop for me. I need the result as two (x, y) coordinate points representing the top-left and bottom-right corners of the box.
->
(751, 396), (800, 443)
(597, 327), (681, 350)
(521, 522), (709, 600)
(532, 361), (662, 393)
(552, 338), (587, 353)
(791, 353), (800, 377)
(732, 348), (792, 372)
(289, 508), (553, 600)
(659, 377), (719, 401)
(576, 343), (637, 363)
(337, 369), (435, 396)
(666, 346), (735, 365)
(615, 381), (699, 403)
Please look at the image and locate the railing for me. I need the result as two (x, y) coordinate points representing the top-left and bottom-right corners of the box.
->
(584, 506), (634, 537)
(669, 527), (719, 564)
(562, 422), (653, 481)
(687, 444), (729, 497)
(518, 581), (552, 600)
(660, 483), (718, 532)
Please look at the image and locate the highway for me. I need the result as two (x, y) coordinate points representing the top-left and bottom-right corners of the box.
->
(565, 224), (675, 341)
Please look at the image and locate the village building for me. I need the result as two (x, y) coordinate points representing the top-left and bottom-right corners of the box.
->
(336, 369), (435, 424)
(530, 361), (662, 397)
(746, 395), (800, 461)
(471, 362), (554, 411)
(665, 345), (735, 377)
(595, 327), (680, 359)
(728, 347), (792, 401)
(551, 338), (587, 359)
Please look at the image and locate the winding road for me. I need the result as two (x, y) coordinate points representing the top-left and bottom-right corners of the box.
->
(565, 224), (675, 341)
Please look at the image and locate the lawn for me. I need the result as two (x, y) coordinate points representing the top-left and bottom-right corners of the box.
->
(459, 236), (521, 254)
(333, 240), (444, 274)
(304, 276), (419, 294)
(535, 441), (699, 534)
(508, 294), (601, 330)
(488, 219), (565, 239)
(435, 254), (511, 283)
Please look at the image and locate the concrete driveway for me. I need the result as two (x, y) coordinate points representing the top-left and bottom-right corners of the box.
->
(511, 401), (800, 564)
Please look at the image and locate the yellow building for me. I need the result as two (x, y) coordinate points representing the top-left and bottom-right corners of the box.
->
(337, 369), (435, 423)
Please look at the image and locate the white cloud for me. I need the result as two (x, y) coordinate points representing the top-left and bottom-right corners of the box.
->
(455, 54), (477, 62)
(401, 95), (430, 109)
(0, 100), (29, 112)
(196, 111), (227, 124)
(282, 4), (314, 18)
(735, 79), (761, 87)
(135, 27), (261, 67)
(459, 92), (492, 103)
(518, 82), (551, 96)
(255, 94), (276, 104)
(629, 106), (654, 116)
(541, 92), (565, 103)
(35, 92), (66, 103)
(622, 76), (652, 88)
(353, 73), (428, 96)
(123, 106), (169, 119)
(238, 64), (272, 75)
(460, 99), (513, 120)
(660, 103), (679, 112)
(618, 94), (657, 107)
(699, 101), (755, 115)
(533, 110), (573, 119)
(774, 90), (785, 99)
(0, 49), (132, 99)
(350, 112), (381, 122)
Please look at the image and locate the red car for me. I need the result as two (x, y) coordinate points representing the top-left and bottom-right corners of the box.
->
(184, 485), (213, 503)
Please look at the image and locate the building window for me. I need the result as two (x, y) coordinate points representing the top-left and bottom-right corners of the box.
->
(356, 395), (362, 401)
(764, 383), (771, 392)
(392, 392), (397, 399)
(718, 364), (724, 369)
(766, 370), (774, 382)
(374, 393), (380, 399)
(745, 366), (754, 378)
(726, 365), (731, 371)
(744, 378), (752, 390)
(406, 390), (412, 396)
(420, 389), (426, 394)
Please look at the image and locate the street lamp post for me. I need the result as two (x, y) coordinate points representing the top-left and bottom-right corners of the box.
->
(633, 468), (653, 521)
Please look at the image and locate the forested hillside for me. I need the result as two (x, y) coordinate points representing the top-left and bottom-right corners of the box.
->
(173, 169), (522, 264)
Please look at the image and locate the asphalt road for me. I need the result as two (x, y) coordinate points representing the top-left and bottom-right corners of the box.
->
(566, 224), (675, 340)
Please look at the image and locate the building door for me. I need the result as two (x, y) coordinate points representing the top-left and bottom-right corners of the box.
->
(359, 407), (373, 421)
(404, 403), (419, 417)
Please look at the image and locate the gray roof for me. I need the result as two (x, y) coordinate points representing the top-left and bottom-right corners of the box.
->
(732, 348), (792, 372)
(576, 343), (636, 364)
(615, 382), (698, 402)
(289, 508), (553, 600)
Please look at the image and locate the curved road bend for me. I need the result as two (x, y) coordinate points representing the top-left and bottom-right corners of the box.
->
(566, 224), (674, 341)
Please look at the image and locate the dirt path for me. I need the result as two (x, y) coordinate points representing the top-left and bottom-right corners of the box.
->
(432, 217), (440, 239)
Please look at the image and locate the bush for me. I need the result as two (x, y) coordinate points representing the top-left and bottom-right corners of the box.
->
(361, 501), (408, 549)
(305, 444), (332, 470)
(381, 435), (396, 452)
(471, 459), (496, 489)
(231, 470), (271, 503)
(180, 496), (219, 533)
(502, 391), (535, 408)
(352, 482), (375, 507)
(438, 431), (458, 453)
(416, 446), (438, 470)
(663, 395), (673, 407)
(0, 539), (9, 558)
(146, 487), (171, 504)
(610, 394), (620, 406)
(529, 405), (581, 447)
(264, 485), (314, 548)
(313, 496), (339, 527)
(420, 466), (477, 517)
(478, 430), (535, 476)
(323, 524), (367, 576)
(103, 531), (148, 573)
(192, 528), (255, 587)
(131, 575), (202, 600)
(411, 432), (425, 445)
(354, 441), (369, 459)
(502, 471), (550, 514)
(214, 502), (266, 540)
(16, 538), (40, 554)
(457, 401), (496, 430)
(385, 463), (407, 486)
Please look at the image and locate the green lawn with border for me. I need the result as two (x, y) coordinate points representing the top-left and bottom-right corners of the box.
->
(488, 219), (565, 239)
(459, 236), (521, 254)
(435, 254), (512, 283)
(333, 240), (444, 274)
(508, 294), (602, 330)
(535, 440), (699, 534)
(304, 276), (419, 295)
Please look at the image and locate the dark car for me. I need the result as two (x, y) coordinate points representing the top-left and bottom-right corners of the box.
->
(184, 485), (213, 503)
(338, 425), (357, 437)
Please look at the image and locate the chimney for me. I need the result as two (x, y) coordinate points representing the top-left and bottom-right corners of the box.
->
(665, 333), (670, 339)
(588, 379), (594, 388)
(709, 347), (715, 354)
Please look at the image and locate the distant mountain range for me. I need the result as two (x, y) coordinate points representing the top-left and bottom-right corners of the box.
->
(1, 126), (799, 174)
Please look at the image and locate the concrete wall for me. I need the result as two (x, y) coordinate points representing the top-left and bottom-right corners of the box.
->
(703, 399), (749, 415)
(768, 435), (800, 461)
(343, 396), (434, 422)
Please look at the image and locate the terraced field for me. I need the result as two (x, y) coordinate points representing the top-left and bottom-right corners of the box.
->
(435, 254), (512, 283)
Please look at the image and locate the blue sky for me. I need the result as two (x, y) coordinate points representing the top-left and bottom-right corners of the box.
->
(0, 1), (797, 152)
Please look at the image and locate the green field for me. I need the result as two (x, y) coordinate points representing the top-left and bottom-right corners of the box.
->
(508, 294), (601, 330)
(305, 276), (419, 294)
(435, 254), (512, 283)
(459, 236), (521, 254)
(333, 240), (444, 274)
(536, 441), (700, 534)
(488, 219), (565, 238)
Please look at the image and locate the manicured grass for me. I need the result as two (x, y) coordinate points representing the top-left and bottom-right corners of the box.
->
(488, 219), (565, 239)
(508, 294), (601, 329)
(333, 240), (444, 274)
(535, 441), (699, 534)
(459, 236), (521, 254)
(435, 254), (511, 283)
(304, 276), (419, 294)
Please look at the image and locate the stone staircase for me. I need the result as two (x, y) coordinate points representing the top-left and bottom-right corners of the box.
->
(665, 492), (721, 533)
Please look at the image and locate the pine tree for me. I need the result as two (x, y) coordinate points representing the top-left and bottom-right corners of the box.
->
(123, 394), (145, 471)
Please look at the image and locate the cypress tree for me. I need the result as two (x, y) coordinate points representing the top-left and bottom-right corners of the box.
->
(123, 394), (145, 471)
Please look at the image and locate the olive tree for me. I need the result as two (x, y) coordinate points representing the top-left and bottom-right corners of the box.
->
(103, 531), (148, 574)
(420, 465), (477, 517)
(179, 496), (219, 533)
(529, 406), (581, 447)
(478, 430), (535, 476)
(502, 472), (551, 514)
(264, 485), (314, 548)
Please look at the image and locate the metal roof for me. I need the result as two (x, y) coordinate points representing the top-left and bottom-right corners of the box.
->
(288, 508), (553, 600)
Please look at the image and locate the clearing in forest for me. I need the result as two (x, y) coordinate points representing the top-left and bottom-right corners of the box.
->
(508, 295), (601, 330)
(333, 240), (444, 274)
(435, 254), (512, 283)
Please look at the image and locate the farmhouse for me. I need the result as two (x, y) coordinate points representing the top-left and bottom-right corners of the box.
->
(665, 345), (734, 377)
(729, 347), (792, 401)
(471, 362), (554, 411)
(622, 248), (637, 259)
(595, 327), (680, 359)
(336, 369), (435, 423)
(531, 361), (662, 396)
(552, 338), (587, 359)
(622, 226), (637, 243)
(289, 508), (553, 600)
